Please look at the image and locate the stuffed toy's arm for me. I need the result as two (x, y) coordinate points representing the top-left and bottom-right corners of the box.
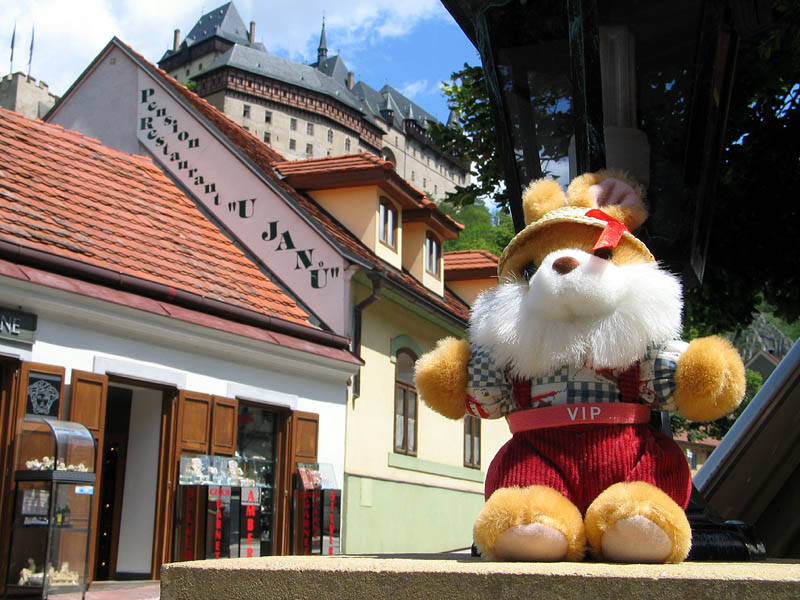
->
(414, 337), (471, 420)
(415, 340), (512, 420)
(673, 336), (746, 422)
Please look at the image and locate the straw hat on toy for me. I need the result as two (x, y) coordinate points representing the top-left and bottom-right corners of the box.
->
(498, 170), (654, 281)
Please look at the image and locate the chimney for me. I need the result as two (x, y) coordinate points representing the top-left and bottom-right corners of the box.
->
(173, 29), (180, 51)
(249, 21), (255, 44)
(347, 71), (355, 90)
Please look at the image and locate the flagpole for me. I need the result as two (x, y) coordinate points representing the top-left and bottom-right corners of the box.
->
(9, 22), (15, 74)
(27, 25), (34, 78)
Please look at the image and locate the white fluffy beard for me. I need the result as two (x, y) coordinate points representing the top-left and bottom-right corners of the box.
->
(469, 257), (683, 378)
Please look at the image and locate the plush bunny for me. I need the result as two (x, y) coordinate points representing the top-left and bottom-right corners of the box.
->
(414, 171), (745, 563)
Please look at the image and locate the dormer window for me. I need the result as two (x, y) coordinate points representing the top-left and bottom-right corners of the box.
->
(425, 231), (441, 277)
(379, 198), (397, 250)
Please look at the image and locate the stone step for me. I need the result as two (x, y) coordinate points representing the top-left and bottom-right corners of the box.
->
(160, 554), (800, 599)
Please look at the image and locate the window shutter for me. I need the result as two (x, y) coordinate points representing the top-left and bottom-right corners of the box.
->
(210, 396), (238, 457)
(290, 411), (319, 467)
(176, 391), (212, 454)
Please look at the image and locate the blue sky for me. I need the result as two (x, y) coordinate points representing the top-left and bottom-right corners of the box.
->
(3, 0), (481, 123)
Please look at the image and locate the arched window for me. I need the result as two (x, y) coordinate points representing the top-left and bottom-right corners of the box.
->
(394, 349), (418, 455)
(381, 147), (397, 166)
(379, 197), (397, 250)
(425, 231), (441, 277)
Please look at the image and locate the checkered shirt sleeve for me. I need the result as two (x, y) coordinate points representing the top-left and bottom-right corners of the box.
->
(639, 339), (689, 411)
(466, 345), (513, 419)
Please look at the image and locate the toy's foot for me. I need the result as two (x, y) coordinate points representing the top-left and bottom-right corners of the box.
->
(584, 481), (691, 563)
(474, 486), (586, 561)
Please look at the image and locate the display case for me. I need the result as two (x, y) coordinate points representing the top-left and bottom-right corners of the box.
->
(6, 417), (96, 599)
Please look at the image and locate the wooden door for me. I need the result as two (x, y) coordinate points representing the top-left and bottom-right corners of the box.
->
(69, 371), (108, 583)
(275, 411), (318, 554)
(173, 391), (212, 561)
(151, 388), (178, 574)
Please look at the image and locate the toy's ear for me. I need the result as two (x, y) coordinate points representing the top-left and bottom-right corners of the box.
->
(522, 178), (567, 226)
(566, 170), (648, 230)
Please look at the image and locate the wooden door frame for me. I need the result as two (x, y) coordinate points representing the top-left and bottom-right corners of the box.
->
(0, 359), (21, 595)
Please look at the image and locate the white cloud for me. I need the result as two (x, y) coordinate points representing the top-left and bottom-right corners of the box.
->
(0, 0), (451, 97)
(399, 79), (430, 100)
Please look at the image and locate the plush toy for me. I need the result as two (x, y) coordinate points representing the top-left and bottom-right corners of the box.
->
(414, 171), (745, 563)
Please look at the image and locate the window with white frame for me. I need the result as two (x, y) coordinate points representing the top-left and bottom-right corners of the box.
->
(464, 415), (481, 468)
(379, 198), (397, 250)
(394, 350), (418, 456)
(425, 231), (441, 277)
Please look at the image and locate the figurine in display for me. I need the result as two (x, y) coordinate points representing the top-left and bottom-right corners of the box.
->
(189, 456), (207, 482)
(18, 558), (36, 585)
(227, 459), (243, 485)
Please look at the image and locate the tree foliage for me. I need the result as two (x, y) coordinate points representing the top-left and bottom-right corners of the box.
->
(437, 200), (514, 258)
(683, 0), (800, 333)
(429, 65), (507, 208)
(433, 1), (800, 333)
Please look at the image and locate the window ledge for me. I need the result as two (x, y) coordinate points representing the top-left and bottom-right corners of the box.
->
(387, 453), (484, 483)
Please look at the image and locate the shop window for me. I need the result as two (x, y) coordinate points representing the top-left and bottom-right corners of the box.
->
(378, 198), (397, 250)
(394, 350), (418, 456)
(290, 118), (297, 131)
(464, 415), (481, 469)
(236, 404), (279, 557)
(243, 104), (251, 118)
(425, 232), (441, 277)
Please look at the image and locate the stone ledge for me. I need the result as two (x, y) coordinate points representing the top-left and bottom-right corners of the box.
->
(160, 554), (800, 600)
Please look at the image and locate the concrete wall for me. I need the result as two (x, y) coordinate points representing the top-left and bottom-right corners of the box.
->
(116, 386), (162, 574)
(342, 474), (484, 553)
(48, 46), (141, 155)
(343, 285), (511, 553)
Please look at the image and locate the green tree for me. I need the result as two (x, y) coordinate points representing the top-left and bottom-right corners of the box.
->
(437, 201), (514, 257)
(671, 369), (763, 442)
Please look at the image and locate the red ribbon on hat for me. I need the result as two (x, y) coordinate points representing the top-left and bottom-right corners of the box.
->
(585, 209), (629, 251)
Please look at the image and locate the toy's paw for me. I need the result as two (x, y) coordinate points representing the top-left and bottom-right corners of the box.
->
(414, 337), (470, 420)
(474, 486), (586, 561)
(585, 482), (691, 563)
(674, 335), (746, 422)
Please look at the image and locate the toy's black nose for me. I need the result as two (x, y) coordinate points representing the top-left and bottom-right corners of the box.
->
(552, 256), (579, 275)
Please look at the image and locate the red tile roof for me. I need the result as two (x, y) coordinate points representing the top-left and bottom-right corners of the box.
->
(0, 105), (311, 327)
(114, 39), (471, 325)
(444, 250), (499, 281)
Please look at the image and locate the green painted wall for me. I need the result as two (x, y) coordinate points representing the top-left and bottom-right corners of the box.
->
(342, 474), (485, 554)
